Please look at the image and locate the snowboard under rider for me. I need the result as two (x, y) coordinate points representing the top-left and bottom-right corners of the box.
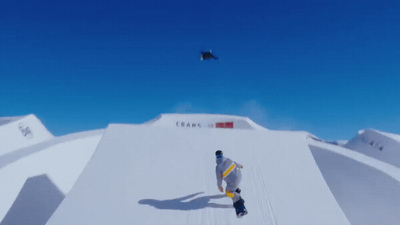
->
(215, 150), (244, 205)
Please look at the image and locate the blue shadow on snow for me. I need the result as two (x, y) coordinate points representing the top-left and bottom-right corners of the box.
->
(138, 192), (232, 210)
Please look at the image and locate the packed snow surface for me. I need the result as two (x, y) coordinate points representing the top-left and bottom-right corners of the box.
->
(47, 123), (349, 225)
(2, 114), (400, 225)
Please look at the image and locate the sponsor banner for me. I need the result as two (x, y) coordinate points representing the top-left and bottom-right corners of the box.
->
(216, 122), (234, 129)
(175, 121), (234, 129)
(176, 121), (203, 128)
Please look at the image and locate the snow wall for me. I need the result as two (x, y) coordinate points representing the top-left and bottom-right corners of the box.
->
(47, 122), (350, 225)
(309, 140), (400, 225)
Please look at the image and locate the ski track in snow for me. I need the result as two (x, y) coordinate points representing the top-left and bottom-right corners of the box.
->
(247, 143), (277, 225)
(44, 124), (350, 225)
(252, 166), (277, 225)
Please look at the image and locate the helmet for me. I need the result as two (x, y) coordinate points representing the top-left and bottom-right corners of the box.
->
(215, 150), (223, 158)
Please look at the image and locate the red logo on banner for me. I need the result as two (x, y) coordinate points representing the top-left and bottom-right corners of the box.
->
(215, 122), (234, 128)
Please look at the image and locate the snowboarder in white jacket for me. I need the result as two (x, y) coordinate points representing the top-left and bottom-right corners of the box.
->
(215, 150), (244, 204)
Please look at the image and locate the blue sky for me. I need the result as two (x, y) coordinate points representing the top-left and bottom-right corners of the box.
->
(1, 0), (399, 140)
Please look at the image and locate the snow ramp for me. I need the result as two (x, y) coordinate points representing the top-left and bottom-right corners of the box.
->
(344, 129), (400, 168)
(47, 117), (349, 225)
(0, 114), (53, 156)
(309, 139), (400, 225)
(0, 129), (103, 224)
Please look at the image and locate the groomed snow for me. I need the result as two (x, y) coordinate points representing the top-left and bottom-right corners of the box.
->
(2, 114), (399, 225)
(46, 123), (349, 225)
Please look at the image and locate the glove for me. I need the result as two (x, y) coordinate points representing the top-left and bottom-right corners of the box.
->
(238, 165), (243, 169)
(218, 187), (223, 192)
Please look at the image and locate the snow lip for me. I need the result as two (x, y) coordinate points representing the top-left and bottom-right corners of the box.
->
(345, 128), (400, 149)
(309, 139), (400, 182)
(0, 114), (53, 136)
(143, 113), (268, 130)
(0, 128), (105, 170)
(352, 128), (400, 143)
(375, 130), (400, 143)
(342, 128), (400, 168)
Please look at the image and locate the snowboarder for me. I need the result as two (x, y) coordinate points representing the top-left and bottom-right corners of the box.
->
(215, 150), (248, 217)
(201, 50), (218, 60)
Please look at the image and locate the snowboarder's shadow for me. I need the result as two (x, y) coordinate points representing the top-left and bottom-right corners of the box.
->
(138, 192), (232, 211)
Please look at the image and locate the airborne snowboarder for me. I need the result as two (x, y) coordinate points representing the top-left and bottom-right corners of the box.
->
(215, 150), (248, 217)
(201, 50), (218, 60)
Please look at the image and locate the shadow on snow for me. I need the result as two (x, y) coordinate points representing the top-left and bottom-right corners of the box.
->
(1, 174), (64, 225)
(138, 192), (232, 210)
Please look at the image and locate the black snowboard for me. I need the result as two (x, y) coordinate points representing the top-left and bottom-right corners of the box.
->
(233, 198), (248, 218)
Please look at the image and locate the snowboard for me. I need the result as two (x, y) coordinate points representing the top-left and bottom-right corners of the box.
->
(234, 198), (248, 218)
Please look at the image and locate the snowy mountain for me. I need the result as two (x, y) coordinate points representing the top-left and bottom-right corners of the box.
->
(0, 114), (399, 225)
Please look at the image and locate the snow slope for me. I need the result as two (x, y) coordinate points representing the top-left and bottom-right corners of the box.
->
(5, 113), (399, 225)
(47, 121), (349, 225)
(344, 129), (400, 168)
(0, 129), (104, 225)
(0, 114), (53, 156)
(309, 139), (400, 225)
